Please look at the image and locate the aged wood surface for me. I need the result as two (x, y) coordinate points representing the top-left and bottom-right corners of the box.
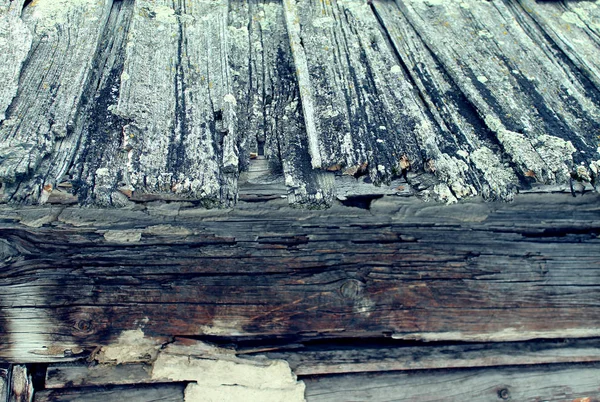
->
(261, 338), (600, 376)
(43, 338), (600, 387)
(35, 383), (186, 402)
(1, 0), (599, 207)
(0, 364), (9, 401)
(0, 193), (598, 362)
(45, 364), (157, 389)
(9, 365), (33, 402)
(304, 362), (600, 402)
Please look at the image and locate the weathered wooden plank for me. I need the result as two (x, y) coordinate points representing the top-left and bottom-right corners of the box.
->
(69, 0), (136, 207)
(517, 0), (600, 92)
(284, 0), (449, 188)
(0, 364), (9, 401)
(45, 364), (155, 389)
(304, 362), (600, 402)
(372, 0), (519, 201)
(230, 0), (334, 206)
(0, 0), (113, 203)
(109, 0), (237, 205)
(44, 339), (600, 386)
(0, 193), (598, 362)
(9, 365), (32, 402)
(262, 339), (600, 376)
(393, 0), (600, 185)
(34, 383), (186, 402)
(0, 0), (32, 121)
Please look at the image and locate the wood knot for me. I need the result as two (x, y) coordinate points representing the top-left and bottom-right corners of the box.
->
(339, 279), (364, 299)
(73, 318), (95, 336)
(497, 388), (510, 400)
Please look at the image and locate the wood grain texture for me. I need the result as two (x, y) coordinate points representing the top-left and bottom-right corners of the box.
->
(9, 365), (32, 402)
(43, 339), (600, 386)
(262, 339), (600, 376)
(304, 362), (600, 402)
(1, 0), (599, 207)
(392, 0), (600, 185)
(45, 364), (156, 389)
(34, 383), (186, 402)
(0, 364), (9, 402)
(0, 193), (598, 362)
(0, 0), (113, 203)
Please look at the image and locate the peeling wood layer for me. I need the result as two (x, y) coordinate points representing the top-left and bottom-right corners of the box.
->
(1, 0), (599, 207)
(0, 193), (598, 362)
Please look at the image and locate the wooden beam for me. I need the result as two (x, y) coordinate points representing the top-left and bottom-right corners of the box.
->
(44, 339), (600, 387)
(304, 363), (600, 402)
(0, 193), (599, 361)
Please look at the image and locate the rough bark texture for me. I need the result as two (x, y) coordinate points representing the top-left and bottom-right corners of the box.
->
(1, 0), (599, 207)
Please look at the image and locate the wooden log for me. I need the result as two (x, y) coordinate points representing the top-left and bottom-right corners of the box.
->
(0, 193), (599, 362)
(304, 362), (600, 402)
(34, 383), (186, 402)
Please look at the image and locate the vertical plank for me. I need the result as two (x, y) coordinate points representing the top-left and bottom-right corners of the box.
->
(9, 365), (32, 402)
(0, 364), (10, 401)
(0, 0), (114, 203)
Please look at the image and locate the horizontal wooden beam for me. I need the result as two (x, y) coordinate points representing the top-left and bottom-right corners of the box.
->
(1, 193), (599, 362)
(43, 338), (600, 386)
(38, 338), (600, 402)
(304, 362), (600, 402)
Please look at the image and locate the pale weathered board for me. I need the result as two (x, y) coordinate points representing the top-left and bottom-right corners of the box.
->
(9, 365), (33, 402)
(0, 364), (9, 401)
(261, 338), (600, 376)
(34, 383), (186, 402)
(45, 364), (157, 389)
(304, 362), (600, 402)
(0, 193), (598, 362)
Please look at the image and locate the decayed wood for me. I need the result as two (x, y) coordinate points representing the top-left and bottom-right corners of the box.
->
(392, 0), (600, 186)
(45, 364), (156, 389)
(2, 0), (599, 207)
(0, 364), (9, 401)
(43, 339), (600, 387)
(0, 193), (599, 362)
(0, 0), (113, 203)
(262, 338), (600, 376)
(9, 365), (32, 402)
(35, 383), (186, 402)
(304, 362), (600, 402)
